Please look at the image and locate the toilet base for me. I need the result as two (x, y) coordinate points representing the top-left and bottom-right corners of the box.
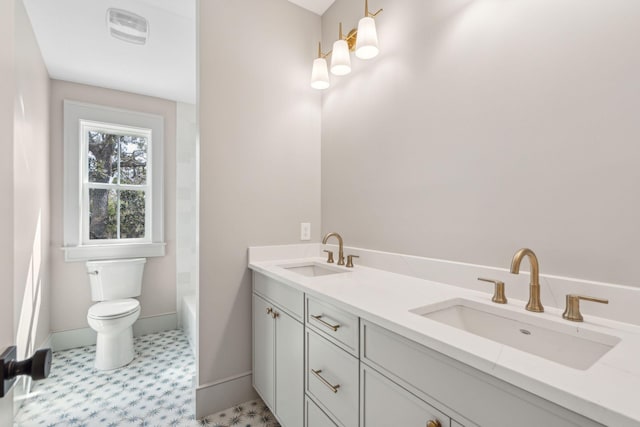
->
(95, 327), (134, 370)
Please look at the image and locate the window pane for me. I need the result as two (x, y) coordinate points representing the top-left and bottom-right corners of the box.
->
(119, 135), (148, 185)
(88, 132), (118, 183)
(89, 189), (117, 239)
(120, 190), (146, 239)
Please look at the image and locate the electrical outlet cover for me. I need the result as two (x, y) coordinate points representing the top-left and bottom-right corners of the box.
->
(300, 223), (311, 240)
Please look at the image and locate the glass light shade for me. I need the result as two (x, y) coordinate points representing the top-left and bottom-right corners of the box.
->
(330, 39), (351, 76)
(355, 16), (379, 59)
(310, 57), (330, 90)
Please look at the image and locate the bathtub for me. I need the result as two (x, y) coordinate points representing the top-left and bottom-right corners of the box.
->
(182, 294), (196, 353)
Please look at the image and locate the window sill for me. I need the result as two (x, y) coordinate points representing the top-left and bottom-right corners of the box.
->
(63, 242), (166, 262)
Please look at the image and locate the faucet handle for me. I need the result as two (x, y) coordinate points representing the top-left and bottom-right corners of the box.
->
(346, 255), (359, 268)
(477, 277), (507, 304)
(562, 294), (608, 322)
(323, 250), (335, 264)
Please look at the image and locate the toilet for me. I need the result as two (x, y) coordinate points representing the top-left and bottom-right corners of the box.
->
(86, 258), (146, 370)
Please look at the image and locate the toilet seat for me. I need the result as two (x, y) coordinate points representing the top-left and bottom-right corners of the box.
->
(88, 299), (140, 320)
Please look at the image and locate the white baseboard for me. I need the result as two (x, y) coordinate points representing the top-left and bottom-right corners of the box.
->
(133, 312), (178, 337)
(51, 313), (178, 352)
(195, 371), (258, 419)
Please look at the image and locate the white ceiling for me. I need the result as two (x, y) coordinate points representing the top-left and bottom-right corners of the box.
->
(23, 0), (196, 104)
(287, 0), (336, 15)
(22, 0), (331, 104)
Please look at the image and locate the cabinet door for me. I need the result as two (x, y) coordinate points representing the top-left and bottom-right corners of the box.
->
(361, 364), (449, 427)
(275, 310), (303, 427)
(253, 293), (275, 409)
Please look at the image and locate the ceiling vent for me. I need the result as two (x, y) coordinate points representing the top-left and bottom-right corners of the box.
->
(107, 8), (149, 45)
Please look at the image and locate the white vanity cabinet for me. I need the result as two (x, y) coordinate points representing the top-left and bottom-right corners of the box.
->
(251, 268), (607, 427)
(361, 320), (604, 427)
(252, 273), (304, 427)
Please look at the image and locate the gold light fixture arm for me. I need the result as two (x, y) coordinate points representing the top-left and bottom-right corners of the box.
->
(364, 0), (383, 17)
(317, 41), (331, 59)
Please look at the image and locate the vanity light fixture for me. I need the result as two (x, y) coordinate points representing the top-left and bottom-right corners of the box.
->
(310, 0), (383, 90)
(331, 23), (355, 76)
(355, 0), (382, 59)
(311, 42), (331, 90)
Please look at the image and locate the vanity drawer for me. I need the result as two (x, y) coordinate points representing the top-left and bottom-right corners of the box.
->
(306, 296), (359, 356)
(305, 396), (338, 427)
(361, 321), (603, 427)
(253, 272), (303, 320)
(361, 363), (450, 427)
(306, 329), (359, 427)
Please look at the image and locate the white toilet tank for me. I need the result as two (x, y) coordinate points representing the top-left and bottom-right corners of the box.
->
(86, 258), (146, 301)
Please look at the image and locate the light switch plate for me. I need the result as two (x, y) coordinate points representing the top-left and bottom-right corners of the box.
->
(300, 223), (311, 240)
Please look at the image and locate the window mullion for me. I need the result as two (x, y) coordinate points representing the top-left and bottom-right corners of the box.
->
(117, 135), (121, 239)
(116, 190), (121, 239)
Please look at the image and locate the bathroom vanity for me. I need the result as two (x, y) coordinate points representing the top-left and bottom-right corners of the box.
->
(249, 245), (640, 427)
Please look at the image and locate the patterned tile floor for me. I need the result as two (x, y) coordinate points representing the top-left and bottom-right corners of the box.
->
(14, 329), (279, 427)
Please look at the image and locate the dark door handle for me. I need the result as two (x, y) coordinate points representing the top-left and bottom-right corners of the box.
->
(1, 346), (52, 398)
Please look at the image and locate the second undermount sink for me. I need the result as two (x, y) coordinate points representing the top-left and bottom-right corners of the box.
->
(410, 298), (620, 370)
(279, 262), (349, 277)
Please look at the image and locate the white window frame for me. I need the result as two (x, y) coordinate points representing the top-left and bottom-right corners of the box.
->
(80, 120), (152, 244)
(64, 100), (165, 261)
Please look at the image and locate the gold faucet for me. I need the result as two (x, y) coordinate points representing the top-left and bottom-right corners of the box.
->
(510, 248), (544, 312)
(322, 232), (345, 266)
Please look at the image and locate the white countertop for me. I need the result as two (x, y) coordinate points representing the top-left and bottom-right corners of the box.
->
(249, 256), (640, 427)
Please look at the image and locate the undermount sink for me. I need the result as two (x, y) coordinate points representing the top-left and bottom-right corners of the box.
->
(279, 262), (349, 277)
(411, 298), (620, 370)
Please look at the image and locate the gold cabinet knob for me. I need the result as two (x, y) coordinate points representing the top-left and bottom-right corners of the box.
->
(427, 420), (441, 427)
(562, 294), (608, 322)
(477, 277), (507, 304)
(271, 311), (280, 319)
(266, 307), (273, 315)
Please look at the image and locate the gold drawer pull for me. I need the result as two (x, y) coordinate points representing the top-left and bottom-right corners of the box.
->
(311, 369), (340, 393)
(310, 314), (340, 332)
(427, 420), (441, 427)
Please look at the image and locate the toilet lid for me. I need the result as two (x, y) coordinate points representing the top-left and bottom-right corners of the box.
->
(88, 299), (140, 320)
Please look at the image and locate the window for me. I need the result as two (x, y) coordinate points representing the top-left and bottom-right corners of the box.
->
(64, 101), (165, 261)
(82, 121), (150, 243)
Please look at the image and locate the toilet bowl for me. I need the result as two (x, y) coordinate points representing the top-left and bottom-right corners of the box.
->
(87, 299), (141, 370)
(86, 258), (145, 370)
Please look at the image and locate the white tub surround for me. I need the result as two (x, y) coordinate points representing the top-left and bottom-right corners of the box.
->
(248, 244), (640, 427)
(182, 294), (196, 353)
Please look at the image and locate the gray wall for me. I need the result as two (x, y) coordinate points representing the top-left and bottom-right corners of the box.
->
(0, 0), (15, 420)
(49, 80), (177, 332)
(321, 0), (640, 287)
(14, 0), (51, 362)
(198, 0), (321, 404)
